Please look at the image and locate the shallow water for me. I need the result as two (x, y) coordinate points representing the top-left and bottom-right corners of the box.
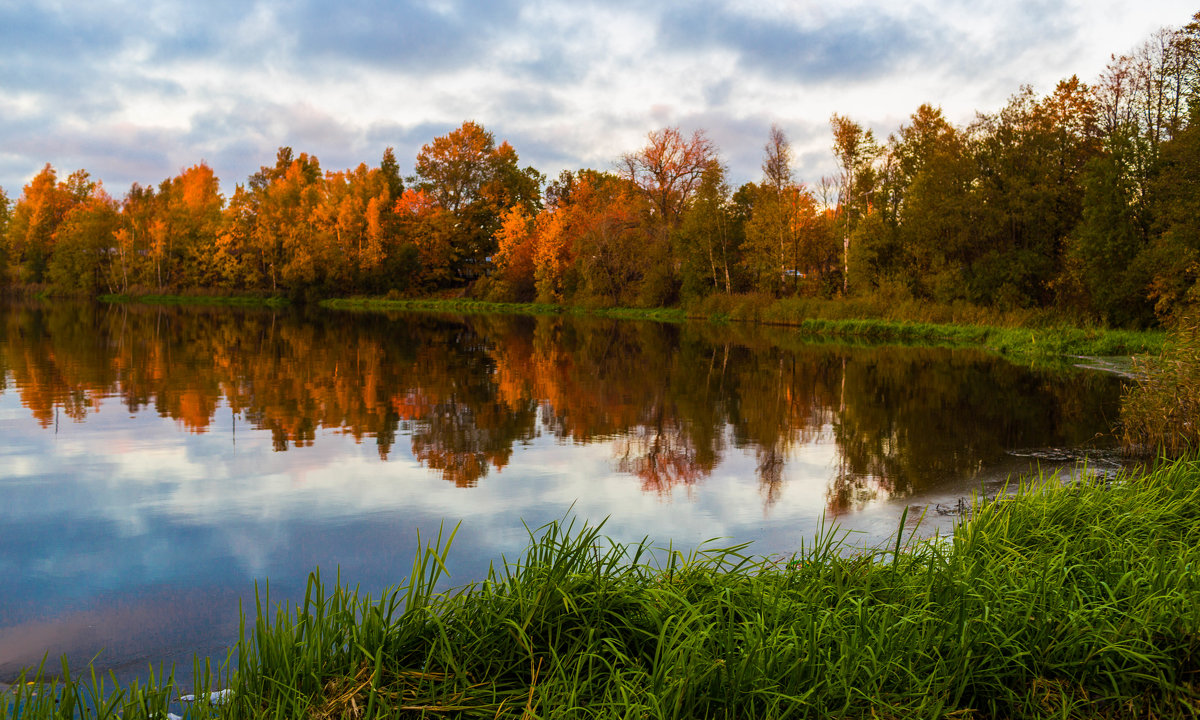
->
(0, 301), (1128, 684)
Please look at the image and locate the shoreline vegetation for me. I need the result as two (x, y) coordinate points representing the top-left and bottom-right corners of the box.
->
(321, 295), (1165, 358)
(4, 457), (1199, 719)
(86, 290), (1165, 358)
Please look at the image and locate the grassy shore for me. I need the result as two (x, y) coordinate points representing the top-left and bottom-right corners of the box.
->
(98, 293), (290, 308)
(66, 291), (1164, 357)
(6, 457), (1200, 719)
(320, 296), (688, 324)
(321, 296), (1163, 358)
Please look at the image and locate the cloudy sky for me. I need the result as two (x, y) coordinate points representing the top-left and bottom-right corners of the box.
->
(1, 0), (1196, 199)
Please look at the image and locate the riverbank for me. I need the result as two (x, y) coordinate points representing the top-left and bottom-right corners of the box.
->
(6, 457), (1199, 719)
(98, 292), (289, 308)
(322, 296), (1164, 358)
(83, 291), (1165, 357)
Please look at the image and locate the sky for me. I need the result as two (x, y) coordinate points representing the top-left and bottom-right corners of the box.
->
(1, 0), (1197, 200)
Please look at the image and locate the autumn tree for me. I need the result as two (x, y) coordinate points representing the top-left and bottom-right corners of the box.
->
(0, 186), (9, 285)
(521, 170), (649, 306)
(209, 185), (261, 290)
(242, 148), (325, 293)
(620, 126), (714, 230)
(619, 127), (716, 304)
(414, 121), (542, 283)
(5, 165), (74, 283)
(311, 162), (393, 291)
(393, 188), (457, 290)
(490, 205), (538, 301)
(147, 163), (225, 288)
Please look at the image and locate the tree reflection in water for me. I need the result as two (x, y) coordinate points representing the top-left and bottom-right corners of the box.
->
(0, 301), (1121, 507)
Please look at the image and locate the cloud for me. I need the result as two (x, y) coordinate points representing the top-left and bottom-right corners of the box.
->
(289, 0), (526, 71)
(657, 3), (927, 84)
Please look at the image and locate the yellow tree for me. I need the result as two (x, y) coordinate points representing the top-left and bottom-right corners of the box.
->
(5, 164), (74, 283)
(312, 163), (390, 290)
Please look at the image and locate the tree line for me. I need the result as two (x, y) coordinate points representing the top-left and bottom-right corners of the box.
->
(1, 14), (1198, 327)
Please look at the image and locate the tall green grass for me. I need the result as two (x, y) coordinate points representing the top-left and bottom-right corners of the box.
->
(6, 460), (1200, 718)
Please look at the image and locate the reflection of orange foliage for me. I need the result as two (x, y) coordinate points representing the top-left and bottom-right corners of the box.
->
(8, 303), (1042, 508)
(175, 390), (214, 433)
(615, 425), (706, 495)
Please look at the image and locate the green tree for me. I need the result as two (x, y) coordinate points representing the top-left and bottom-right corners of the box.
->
(968, 79), (1099, 307)
(677, 161), (735, 298)
(1066, 128), (1156, 326)
(1145, 106), (1200, 319)
(47, 185), (120, 294)
(889, 105), (976, 301)
(380, 146), (404, 203)
(830, 115), (881, 294)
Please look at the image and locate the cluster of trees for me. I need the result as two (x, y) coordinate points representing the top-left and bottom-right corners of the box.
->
(1, 15), (1198, 325)
(0, 123), (541, 300)
(2, 303), (1115, 508)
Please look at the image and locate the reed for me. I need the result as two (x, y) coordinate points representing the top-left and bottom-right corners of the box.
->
(1122, 315), (1200, 456)
(5, 460), (1200, 718)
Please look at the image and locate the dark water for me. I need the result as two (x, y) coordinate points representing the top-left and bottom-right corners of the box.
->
(0, 301), (1126, 683)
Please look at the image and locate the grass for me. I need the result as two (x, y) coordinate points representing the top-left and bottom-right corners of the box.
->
(320, 297), (688, 323)
(98, 293), (290, 308)
(1122, 315), (1200, 456)
(5, 458), (1200, 718)
(790, 317), (1162, 357)
(320, 295), (1164, 359)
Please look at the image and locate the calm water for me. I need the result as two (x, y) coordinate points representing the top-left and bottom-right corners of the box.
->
(0, 301), (1126, 683)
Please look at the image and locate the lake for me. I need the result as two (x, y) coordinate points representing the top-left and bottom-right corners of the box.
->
(0, 300), (1127, 685)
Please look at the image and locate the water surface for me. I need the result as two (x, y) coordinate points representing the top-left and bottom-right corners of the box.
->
(0, 301), (1125, 682)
